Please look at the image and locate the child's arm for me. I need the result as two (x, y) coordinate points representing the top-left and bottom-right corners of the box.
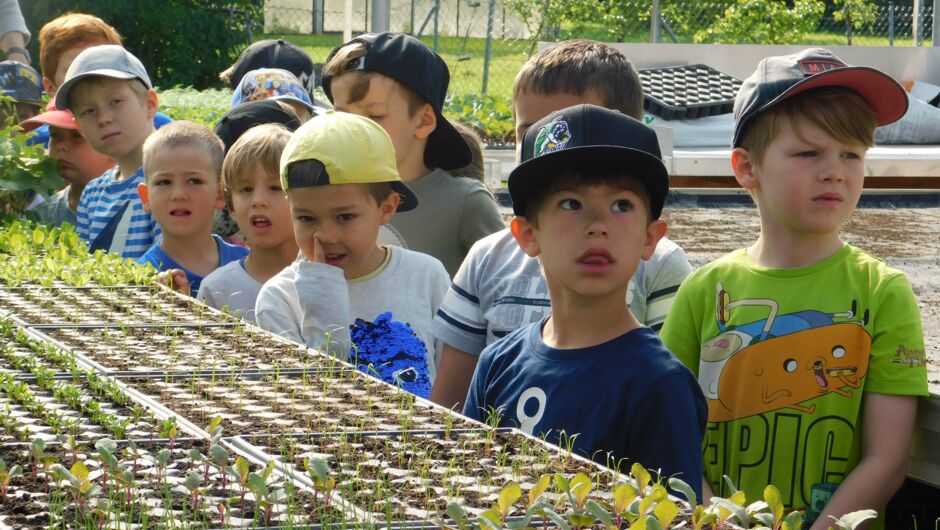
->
(640, 242), (692, 331)
(458, 185), (504, 251)
(808, 393), (918, 530)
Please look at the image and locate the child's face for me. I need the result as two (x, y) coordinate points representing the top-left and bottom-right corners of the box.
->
(230, 162), (296, 250)
(330, 73), (432, 166)
(513, 89), (606, 162)
(289, 183), (397, 279)
(138, 145), (223, 240)
(49, 126), (114, 186)
(735, 115), (865, 239)
(511, 182), (664, 301)
(70, 78), (157, 163)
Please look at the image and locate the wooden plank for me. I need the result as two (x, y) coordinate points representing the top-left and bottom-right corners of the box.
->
(670, 176), (940, 189)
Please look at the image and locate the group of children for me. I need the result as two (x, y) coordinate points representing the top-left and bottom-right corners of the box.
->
(7, 11), (930, 529)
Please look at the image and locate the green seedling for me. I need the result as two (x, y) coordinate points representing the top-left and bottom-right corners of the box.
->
(304, 457), (336, 506)
(246, 461), (286, 526)
(0, 458), (23, 502)
(828, 509), (877, 530)
(208, 444), (230, 490)
(154, 448), (171, 485)
(159, 417), (178, 450)
(54, 460), (102, 515)
(205, 414), (224, 443)
(752, 485), (803, 530)
(184, 470), (203, 511)
(225, 455), (251, 503)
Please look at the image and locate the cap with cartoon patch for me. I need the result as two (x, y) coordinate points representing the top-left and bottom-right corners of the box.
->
(509, 104), (669, 219)
(732, 47), (908, 147)
(0, 61), (42, 106)
(279, 110), (418, 212)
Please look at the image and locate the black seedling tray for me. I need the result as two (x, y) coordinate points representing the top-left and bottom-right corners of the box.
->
(639, 64), (742, 120)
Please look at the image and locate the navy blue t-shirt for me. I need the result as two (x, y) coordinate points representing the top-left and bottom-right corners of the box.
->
(137, 234), (248, 296)
(464, 319), (707, 498)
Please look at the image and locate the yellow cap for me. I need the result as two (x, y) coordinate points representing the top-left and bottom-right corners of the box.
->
(279, 110), (417, 211)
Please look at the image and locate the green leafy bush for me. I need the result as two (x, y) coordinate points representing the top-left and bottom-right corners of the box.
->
(694, 0), (826, 44)
(444, 93), (515, 147)
(0, 98), (61, 215)
(23, 1), (262, 89)
(158, 87), (231, 127)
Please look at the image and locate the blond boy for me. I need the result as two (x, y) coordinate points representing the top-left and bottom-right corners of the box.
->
(198, 123), (298, 321)
(255, 111), (449, 398)
(322, 32), (504, 275)
(137, 121), (248, 296)
(661, 49), (928, 528)
(55, 45), (161, 258)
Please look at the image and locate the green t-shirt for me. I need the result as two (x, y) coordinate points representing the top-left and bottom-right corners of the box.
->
(661, 244), (927, 520)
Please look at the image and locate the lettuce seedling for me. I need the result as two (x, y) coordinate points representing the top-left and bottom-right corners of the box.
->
(0, 458), (23, 502)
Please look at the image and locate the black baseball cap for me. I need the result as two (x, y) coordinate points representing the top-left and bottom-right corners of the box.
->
(0, 60), (42, 106)
(213, 99), (302, 153)
(321, 32), (472, 171)
(509, 104), (668, 219)
(231, 39), (317, 96)
(733, 48), (909, 147)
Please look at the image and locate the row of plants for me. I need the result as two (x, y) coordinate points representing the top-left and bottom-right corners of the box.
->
(0, 220), (879, 528)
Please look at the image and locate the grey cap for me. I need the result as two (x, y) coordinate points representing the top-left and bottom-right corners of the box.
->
(55, 45), (152, 110)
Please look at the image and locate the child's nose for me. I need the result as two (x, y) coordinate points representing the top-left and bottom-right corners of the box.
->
(820, 154), (845, 182)
(584, 206), (610, 237)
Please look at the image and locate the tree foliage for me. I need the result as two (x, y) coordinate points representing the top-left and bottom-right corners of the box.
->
(832, 0), (879, 44)
(693, 0), (826, 44)
(22, 0), (263, 89)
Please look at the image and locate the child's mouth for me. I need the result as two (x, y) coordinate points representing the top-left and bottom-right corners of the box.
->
(250, 215), (272, 230)
(576, 248), (614, 272)
(324, 253), (345, 266)
(170, 209), (191, 217)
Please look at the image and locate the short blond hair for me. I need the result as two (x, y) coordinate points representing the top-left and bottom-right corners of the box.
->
(739, 87), (877, 164)
(220, 123), (292, 208)
(323, 41), (425, 115)
(38, 13), (122, 82)
(143, 121), (224, 181)
(513, 39), (644, 120)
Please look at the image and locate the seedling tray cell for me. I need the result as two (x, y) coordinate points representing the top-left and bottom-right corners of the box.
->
(0, 437), (352, 528)
(36, 323), (336, 373)
(120, 370), (481, 437)
(638, 64), (742, 120)
(231, 428), (620, 524)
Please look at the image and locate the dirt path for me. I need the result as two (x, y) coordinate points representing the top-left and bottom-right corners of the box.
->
(665, 206), (940, 394)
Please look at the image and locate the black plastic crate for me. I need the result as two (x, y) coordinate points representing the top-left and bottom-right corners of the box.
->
(639, 64), (742, 120)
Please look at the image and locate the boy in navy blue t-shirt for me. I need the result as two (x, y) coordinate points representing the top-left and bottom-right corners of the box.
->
(463, 104), (706, 495)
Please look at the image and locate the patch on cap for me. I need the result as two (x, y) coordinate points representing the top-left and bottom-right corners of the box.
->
(533, 116), (571, 157)
(798, 59), (845, 76)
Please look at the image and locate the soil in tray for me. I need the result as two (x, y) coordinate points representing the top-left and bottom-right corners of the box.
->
(123, 370), (479, 436)
(0, 439), (349, 528)
(247, 429), (618, 522)
(0, 284), (226, 327)
(43, 324), (333, 372)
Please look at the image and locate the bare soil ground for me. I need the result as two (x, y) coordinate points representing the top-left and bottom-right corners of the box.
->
(664, 206), (940, 394)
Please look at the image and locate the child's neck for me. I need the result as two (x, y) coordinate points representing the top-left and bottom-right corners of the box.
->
(398, 154), (432, 183)
(542, 290), (641, 350)
(160, 232), (219, 278)
(749, 227), (845, 269)
(67, 183), (87, 212)
(345, 245), (388, 281)
(244, 241), (298, 284)
(116, 151), (144, 182)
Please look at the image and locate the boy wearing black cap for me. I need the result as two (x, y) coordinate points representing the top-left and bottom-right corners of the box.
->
(463, 104), (706, 494)
(0, 60), (42, 122)
(661, 49), (928, 528)
(321, 32), (503, 276)
(255, 111), (450, 398)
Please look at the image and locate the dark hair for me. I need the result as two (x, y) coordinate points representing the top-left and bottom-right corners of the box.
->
(523, 169), (652, 224)
(285, 159), (395, 205)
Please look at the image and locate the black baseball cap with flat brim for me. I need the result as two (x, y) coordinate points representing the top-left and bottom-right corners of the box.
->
(214, 99), (302, 152)
(231, 39), (317, 97)
(509, 104), (669, 219)
(322, 32), (472, 171)
(733, 48), (909, 147)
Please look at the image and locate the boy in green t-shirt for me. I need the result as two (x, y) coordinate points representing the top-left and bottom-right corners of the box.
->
(660, 48), (928, 529)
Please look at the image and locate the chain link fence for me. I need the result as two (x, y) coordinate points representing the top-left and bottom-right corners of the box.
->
(263, 0), (935, 99)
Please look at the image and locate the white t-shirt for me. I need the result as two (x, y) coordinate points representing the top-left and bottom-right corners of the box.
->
(197, 258), (262, 322)
(255, 246), (450, 381)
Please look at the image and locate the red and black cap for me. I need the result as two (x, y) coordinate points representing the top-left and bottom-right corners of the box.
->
(230, 39), (317, 97)
(321, 32), (471, 171)
(509, 104), (669, 219)
(733, 47), (909, 147)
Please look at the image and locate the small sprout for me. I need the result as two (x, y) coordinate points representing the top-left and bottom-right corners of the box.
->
(184, 471), (203, 510)
(0, 458), (23, 502)
(304, 457), (336, 506)
(828, 509), (878, 530)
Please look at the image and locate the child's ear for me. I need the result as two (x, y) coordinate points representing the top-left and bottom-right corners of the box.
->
(731, 147), (759, 191)
(413, 102), (436, 140)
(510, 216), (540, 257)
(378, 192), (400, 224)
(137, 182), (152, 212)
(42, 77), (55, 96)
(642, 219), (668, 261)
(214, 181), (225, 210)
(145, 89), (159, 121)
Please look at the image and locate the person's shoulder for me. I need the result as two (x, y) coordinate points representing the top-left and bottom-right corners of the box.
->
(201, 258), (247, 286)
(136, 242), (165, 266)
(843, 244), (906, 278)
(619, 328), (698, 382)
(478, 320), (538, 365)
(392, 246), (447, 272)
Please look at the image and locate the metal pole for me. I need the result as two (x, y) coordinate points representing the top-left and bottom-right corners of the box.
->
(482, 0), (495, 94)
(344, 0), (353, 42)
(914, 0), (923, 46)
(434, 0), (441, 52)
(313, 0), (324, 34)
(456, 0), (460, 40)
(933, 0), (939, 45)
(651, 0), (661, 43)
(371, 0), (390, 32)
(410, 0), (415, 35)
(889, 3), (895, 46)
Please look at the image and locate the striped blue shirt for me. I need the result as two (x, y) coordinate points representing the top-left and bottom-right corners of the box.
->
(76, 165), (161, 260)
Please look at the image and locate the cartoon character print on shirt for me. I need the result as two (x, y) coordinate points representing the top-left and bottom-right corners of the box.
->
(700, 283), (871, 422)
(349, 312), (431, 398)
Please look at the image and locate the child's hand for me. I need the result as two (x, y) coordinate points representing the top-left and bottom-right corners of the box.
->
(312, 237), (326, 264)
(155, 269), (190, 295)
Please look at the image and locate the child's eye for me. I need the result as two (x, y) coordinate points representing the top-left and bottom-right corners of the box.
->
(367, 115), (383, 121)
(154, 179), (170, 186)
(239, 186), (253, 194)
(109, 98), (122, 106)
(188, 178), (206, 186)
(611, 199), (633, 213)
(78, 107), (95, 117)
(559, 198), (581, 211)
(796, 150), (817, 157)
(337, 213), (356, 222)
(842, 151), (862, 160)
(296, 215), (315, 224)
